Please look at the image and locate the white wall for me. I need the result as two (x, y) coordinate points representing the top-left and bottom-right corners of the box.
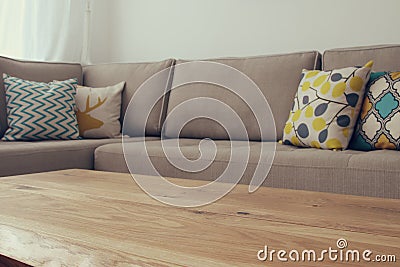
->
(89, 0), (400, 63)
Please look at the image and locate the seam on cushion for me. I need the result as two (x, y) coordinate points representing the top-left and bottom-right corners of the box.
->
(95, 149), (400, 174)
(0, 147), (97, 157)
(325, 44), (400, 53)
(95, 151), (124, 156)
(0, 55), (81, 66)
(0, 139), (122, 145)
(96, 143), (400, 173)
(106, 151), (348, 169)
(0, 143), (119, 156)
(82, 58), (175, 69)
(258, 163), (400, 173)
(165, 156), (400, 173)
(1, 154), (93, 160)
(313, 52), (322, 70)
(158, 60), (176, 134)
(177, 51), (320, 62)
(346, 153), (352, 168)
(322, 45), (400, 69)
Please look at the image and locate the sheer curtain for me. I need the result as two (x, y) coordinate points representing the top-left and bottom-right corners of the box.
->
(0, 0), (89, 63)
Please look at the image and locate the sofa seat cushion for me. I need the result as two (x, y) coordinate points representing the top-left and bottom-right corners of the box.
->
(0, 138), (125, 177)
(271, 146), (399, 199)
(95, 139), (399, 198)
(94, 137), (160, 172)
(347, 149), (400, 172)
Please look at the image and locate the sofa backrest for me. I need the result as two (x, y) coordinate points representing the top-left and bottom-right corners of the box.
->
(83, 59), (175, 137)
(323, 44), (400, 71)
(0, 56), (83, 138)
(163, 51), (321, 141)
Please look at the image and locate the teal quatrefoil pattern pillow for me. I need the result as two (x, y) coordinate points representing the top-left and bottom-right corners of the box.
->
(2, 74), (80, 141)
(350, 72), (400, 150)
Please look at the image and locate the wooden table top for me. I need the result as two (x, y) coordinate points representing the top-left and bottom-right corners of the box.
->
(0, 169), (399, 267)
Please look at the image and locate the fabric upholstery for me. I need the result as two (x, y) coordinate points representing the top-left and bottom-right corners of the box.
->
(0, 56), (83, 138)
(323, 45), (400, 71)
(164, 51), (321, 141)
(94, 136), (160, 172)
(0, 137), (157, 177)
(0, 138), (120, 177)
(94, 140), (399, 199)
(83, 59), (175, 137)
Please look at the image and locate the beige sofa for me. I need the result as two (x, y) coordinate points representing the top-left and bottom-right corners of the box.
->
(0, 45), (399, 199)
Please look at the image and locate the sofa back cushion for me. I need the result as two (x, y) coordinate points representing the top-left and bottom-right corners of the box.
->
(0, 56), (83, 138)
(164, 52), (321, 141)
(323, 45), (400, 71)
(83, 59), (174, 137)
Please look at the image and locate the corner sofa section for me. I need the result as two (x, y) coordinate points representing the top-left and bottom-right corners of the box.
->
(0, 57), (174, 177)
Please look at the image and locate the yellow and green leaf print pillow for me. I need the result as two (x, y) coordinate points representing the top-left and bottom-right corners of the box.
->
(283, 61), (373, 150)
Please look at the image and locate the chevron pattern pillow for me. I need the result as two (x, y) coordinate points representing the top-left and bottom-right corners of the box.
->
(2, 74), (80, 141)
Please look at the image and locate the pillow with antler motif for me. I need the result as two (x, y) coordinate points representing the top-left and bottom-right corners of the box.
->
(75, 82), (125, 138)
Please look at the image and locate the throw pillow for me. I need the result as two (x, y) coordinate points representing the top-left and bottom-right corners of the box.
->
(283, 61), (373, 149)
(75, 82), (125, 138)
(350, 72), (400, 150)
(2, 74), (79, 141)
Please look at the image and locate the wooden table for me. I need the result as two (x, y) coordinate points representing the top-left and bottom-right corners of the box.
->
(0, 170), (398, 266)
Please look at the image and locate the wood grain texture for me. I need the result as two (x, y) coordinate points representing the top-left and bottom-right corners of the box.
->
(0, 169), (399, 266)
